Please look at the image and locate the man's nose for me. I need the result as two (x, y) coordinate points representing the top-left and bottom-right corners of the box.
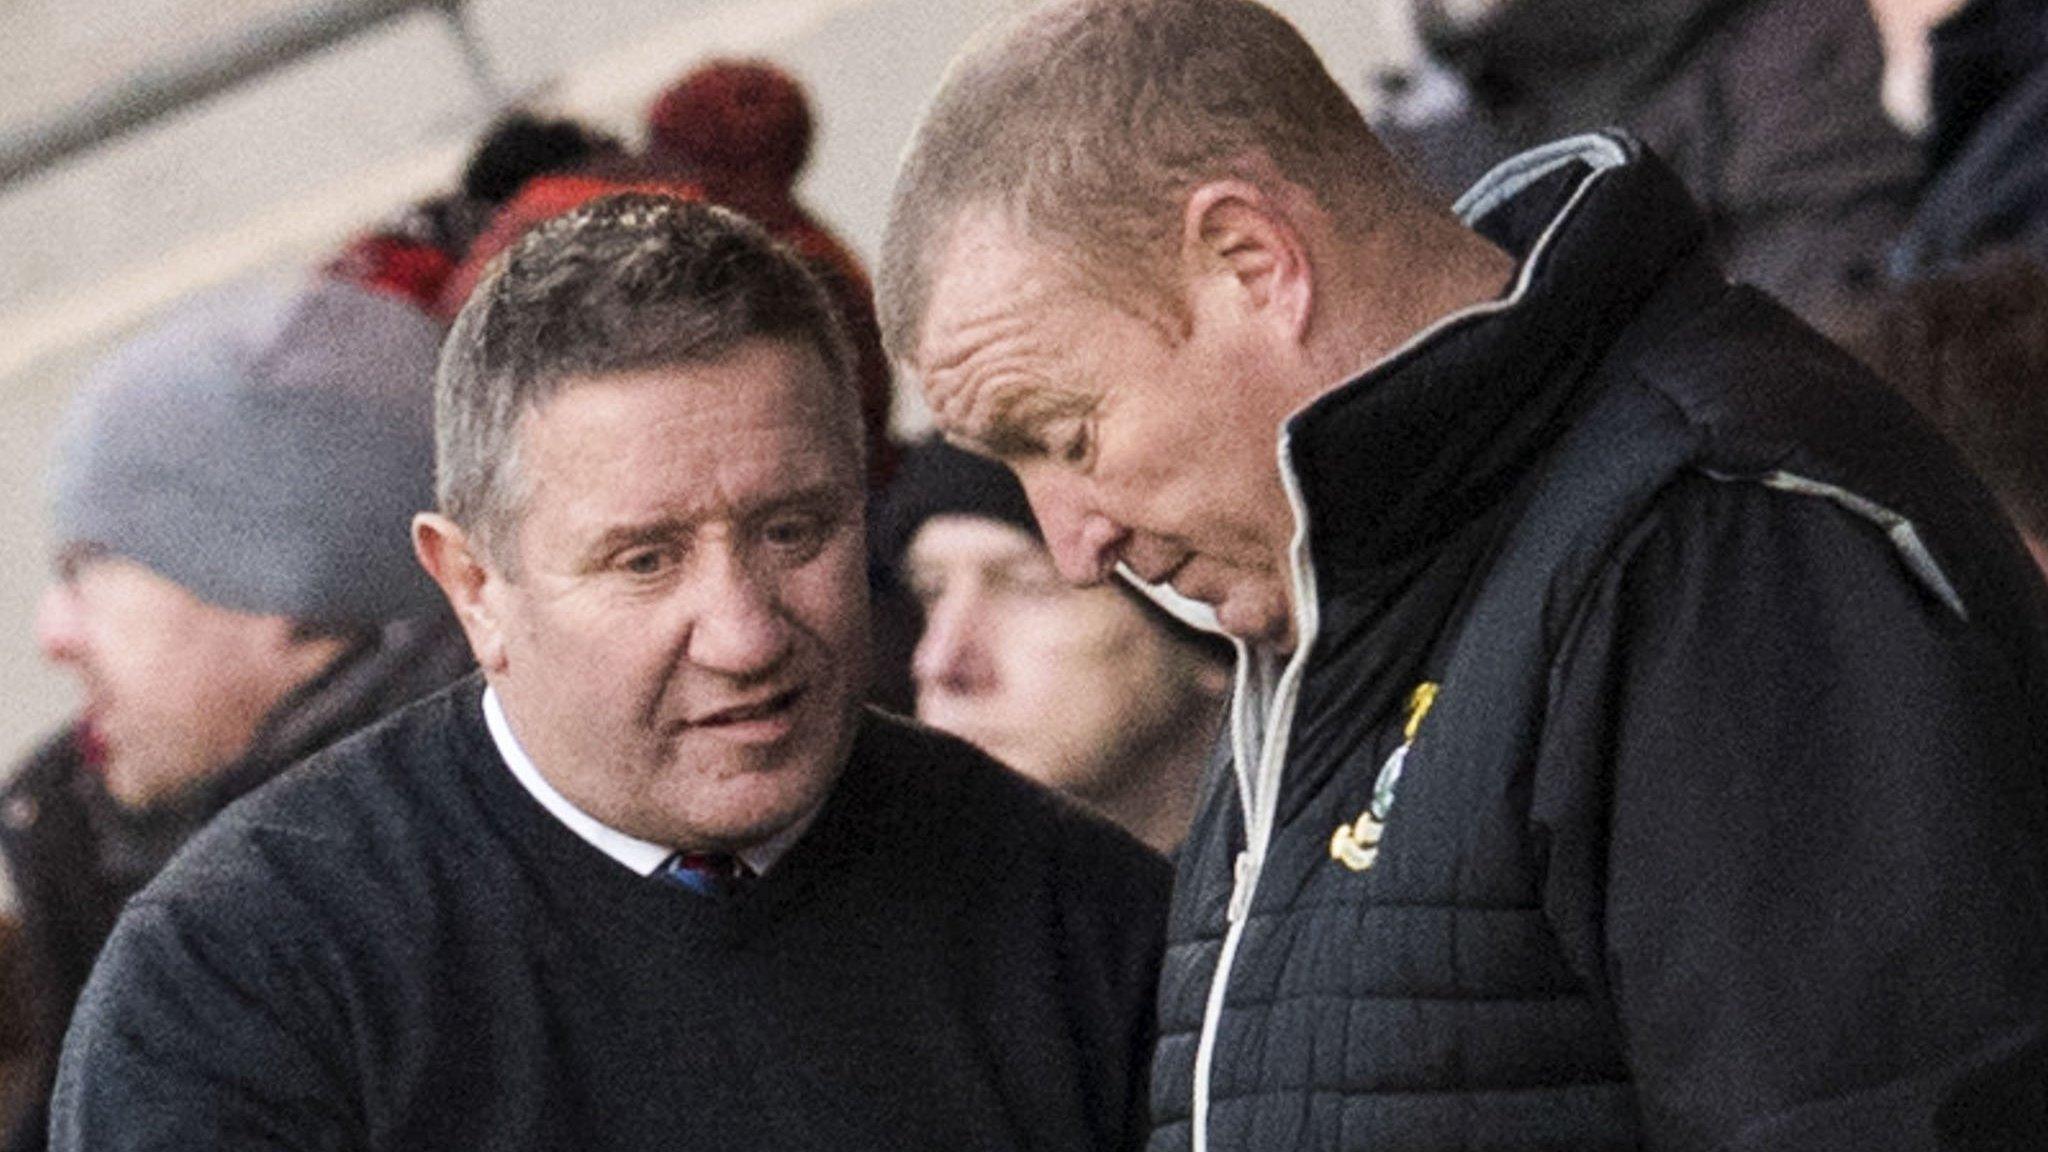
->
(1023, 476), (1126, 585)
(34, 583), (85, 666)
(910, 584), (993, 696)
(685, 550), (795, 680)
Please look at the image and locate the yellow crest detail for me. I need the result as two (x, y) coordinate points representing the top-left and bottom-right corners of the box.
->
(1403, 681), (1439, 743)
(1329, 681), (1440, 873)
(1330, 812), (1382, 871)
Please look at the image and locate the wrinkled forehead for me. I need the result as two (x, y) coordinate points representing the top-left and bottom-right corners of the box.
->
(528, 340), (861, 451)
(510, 345), (868, 510)
(913, 212), (1057, 353)
(911, 227), (1109, 454)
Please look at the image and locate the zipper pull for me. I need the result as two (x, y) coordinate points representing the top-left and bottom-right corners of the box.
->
(1228, 851), (1258, 922)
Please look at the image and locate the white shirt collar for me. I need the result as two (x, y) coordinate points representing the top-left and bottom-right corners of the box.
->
(481, 685), (813, 878)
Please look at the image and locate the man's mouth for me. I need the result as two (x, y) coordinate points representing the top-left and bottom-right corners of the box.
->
(687, 687), (806, 741)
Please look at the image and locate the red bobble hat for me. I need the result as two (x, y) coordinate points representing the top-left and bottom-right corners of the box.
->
(647, 59), (814, 192)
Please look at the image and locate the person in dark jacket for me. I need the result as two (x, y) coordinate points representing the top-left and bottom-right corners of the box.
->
(1384, 0), (1919, 324)
(878, 2), (2048, 1149)
(51, 195), (1169, 1152)
(0, 278), (473, 1152)
(1867, 0), (2048, 277)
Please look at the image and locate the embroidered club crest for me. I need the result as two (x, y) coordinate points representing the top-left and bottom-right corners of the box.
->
(1331, 681), (1438, 872)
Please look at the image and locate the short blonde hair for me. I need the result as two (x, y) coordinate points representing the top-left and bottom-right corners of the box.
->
(879, 0), (1402, 359)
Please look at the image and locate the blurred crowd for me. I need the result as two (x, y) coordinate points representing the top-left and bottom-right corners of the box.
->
(1381, 0), (2048, 551)
(1, 0), (2046, 1146)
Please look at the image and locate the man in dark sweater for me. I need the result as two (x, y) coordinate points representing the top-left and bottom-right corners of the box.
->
(51, 195), (1169, 1151)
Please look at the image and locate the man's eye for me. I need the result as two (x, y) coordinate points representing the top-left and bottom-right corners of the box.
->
(616, 548), (674, 577)
(761, 512), (833, 558)
(54, 544), (108, 585)
(1060, 422), (1091, 466)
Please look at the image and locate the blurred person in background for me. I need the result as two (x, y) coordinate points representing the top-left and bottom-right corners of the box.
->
(881, 438), (1231, 853)
(1843, 250), (2048, 573)
(1865, 0), (2048, 277)
(1385, 0), (1919, 323)
(0, 278), (472, 1152)
(50, 195), (1166, 1152)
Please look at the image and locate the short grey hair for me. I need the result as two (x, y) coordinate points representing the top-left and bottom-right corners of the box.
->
(436, 193), (860, 564)
(878, 0), (1404, 360)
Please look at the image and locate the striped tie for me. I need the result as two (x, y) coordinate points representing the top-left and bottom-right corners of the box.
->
(658, 852), (749, 898)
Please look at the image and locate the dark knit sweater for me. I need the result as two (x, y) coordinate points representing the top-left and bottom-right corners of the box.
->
(50, 678), (1170, 1151)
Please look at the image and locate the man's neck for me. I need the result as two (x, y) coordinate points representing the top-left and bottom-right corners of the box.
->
(1310, 210), (1520, 398)
(480, 684), (820, 877)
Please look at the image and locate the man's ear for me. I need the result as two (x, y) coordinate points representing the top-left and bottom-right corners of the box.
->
(1181, 179), (1315, 341)
(413, 512), (510, 673)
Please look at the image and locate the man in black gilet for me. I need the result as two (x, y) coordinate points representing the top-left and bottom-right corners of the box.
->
(880, 1), (2048, 1148)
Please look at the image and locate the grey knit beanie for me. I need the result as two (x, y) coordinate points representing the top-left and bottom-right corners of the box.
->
(49, 279), (446, 625)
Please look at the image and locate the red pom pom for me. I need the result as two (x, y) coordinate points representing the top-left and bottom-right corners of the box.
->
(646, 59), (813, 190)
